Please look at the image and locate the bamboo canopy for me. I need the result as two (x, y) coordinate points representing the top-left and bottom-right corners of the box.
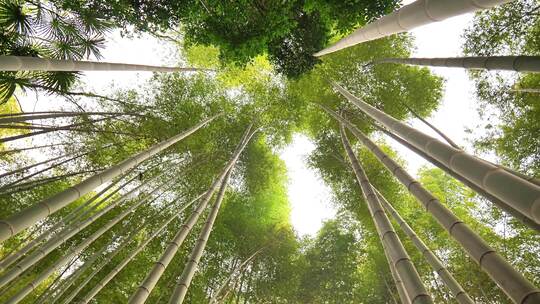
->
(373, 56), (540, 73)
(0, 114), (219, 243)
(332, 83), (540, 225)
(339, 125), (433, 304)
(375, 188), (474, 304)
(314, 0), (513, 56)
(321, 106), (540, 304)
(0, 56), (209, 72)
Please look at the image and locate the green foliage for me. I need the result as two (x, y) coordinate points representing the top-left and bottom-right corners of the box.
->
(0, 0), (111, 103)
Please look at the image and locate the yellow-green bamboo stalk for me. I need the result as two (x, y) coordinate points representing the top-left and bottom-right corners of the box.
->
(333, 83), (540, 225)
(0, 115), (219, 243)
(128, 125), (254, 304)
(322, 106), (540, 303)
(314, 0), (512, 56)
(374, 187), (474, 304)
(339, 125), (432, 304)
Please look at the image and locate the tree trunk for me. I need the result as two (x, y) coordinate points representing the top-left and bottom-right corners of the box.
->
(128, 125), (255, 304)
(340, 125), (432, 304)
(374, 187), (474, 304)
(0, 114), (220, 243)
(78, 192), (204, 304)
(332, 83), (540, 225)
(314, 0), (512, 56)
(0, 55), (211, 72)
(322, 105), (540, 304)
(372, 56), (540, 73)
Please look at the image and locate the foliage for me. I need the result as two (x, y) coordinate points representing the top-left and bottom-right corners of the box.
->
(0, 0), (111, 103)
(463, 0), (540, 177)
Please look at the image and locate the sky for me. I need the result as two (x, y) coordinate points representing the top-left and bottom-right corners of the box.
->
(13, 6), (483, 237)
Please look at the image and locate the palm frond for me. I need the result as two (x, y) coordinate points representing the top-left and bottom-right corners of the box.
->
(0, 0), (35, 35)
(35, 71), (80, 92)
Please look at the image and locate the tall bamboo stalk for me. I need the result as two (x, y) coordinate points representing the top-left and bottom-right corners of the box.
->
(374, 187), (474, 304)
(0, 143), (71, 155)
(0, 115), (219, 243)
(128, 125), (254, 304)
(0, 56), (210, 72)
(77, 193), (204, 304)
(339, 125), (432, 304)
(333, 83), (540, 225)
(314, 0), (512, 56)
(376, 125), (540, 231)
(322, 106), (540, 303)
(0, 173), (171, 289)
(372, 56), (540, 73)
(0, 169), (138, 271)
(383, 240), (409, 304)
(2, 177), (178, 304)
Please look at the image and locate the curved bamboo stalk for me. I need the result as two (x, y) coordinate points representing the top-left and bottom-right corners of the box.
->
(314, 0), (512, 56)
(0, 116), (115, 143)
(0, 143), (115, 189)
(339, 125), (432, 304)
(333, 83), (540, 225)
(0, 114), (220, 243)
(322, 106), (540, 303)
(0, 111), (138, 124)
(0, 173), (171, 289)
(76, 193), (204, 304)
(2, 177), (178, 304)
(376, 125), (540, 231)
(373, 56), (540, 73)
(0, 169), (138, 271)
(374, 187), (474, 304)
(128, 125), (254, 304)
(0, 56), (211, 72)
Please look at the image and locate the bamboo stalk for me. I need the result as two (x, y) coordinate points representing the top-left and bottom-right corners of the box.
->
(332, 83), (540, 225)
(128, 125), (254, 304)
(321, 106), (540, 304)
(373, 56), (540, 73)
(376, 125), (540, 232)
(339, 125), (432, 304)
(0, 56), (211, 72)
(76, 193), (204, 304)
(0, 114), (220, 243)
(0, 111), (139, 124)
(0, 173), (171, 289)
(374, 187), (474, 304)
(314, 0), (512, 56)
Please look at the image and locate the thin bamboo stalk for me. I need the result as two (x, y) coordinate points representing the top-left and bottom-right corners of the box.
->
(322, 106), (540, 303)
(339, 125), (432, 304)
(314, 0), (512, 56)
(128, 125), (254, 304)
(0, 111), (138, 124)
(333, 83), (540, 225)
(376, 126), (540, 231)
(77, 193), (204, 304)
(3, 175), (179, 304)
(373, 56), (540, 73)
(0, 56), (210, 72)
(0, 169), (137, 270)
(0, 173), (171, 289)
(0, 114), (220, 243)
(374, 187), (474, 304)
(0, 143), (70, 155)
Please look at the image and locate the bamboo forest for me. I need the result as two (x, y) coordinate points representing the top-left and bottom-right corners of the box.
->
(1, 0), (540, 303)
